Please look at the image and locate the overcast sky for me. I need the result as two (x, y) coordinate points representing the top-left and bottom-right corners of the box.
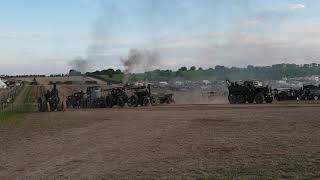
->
(0, 0), (319, 74)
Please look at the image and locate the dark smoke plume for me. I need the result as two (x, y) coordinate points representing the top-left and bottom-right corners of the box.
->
(68, 58), (89, 73)
(122, 49), (160, 73)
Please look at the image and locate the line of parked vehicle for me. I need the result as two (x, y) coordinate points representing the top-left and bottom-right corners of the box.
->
(66, 84), (175, 109)
(273, 84), (320, 101)
(226, 80), (320, 104)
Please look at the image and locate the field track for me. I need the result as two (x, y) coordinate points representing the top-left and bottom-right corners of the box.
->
(1, 103), (320, 179)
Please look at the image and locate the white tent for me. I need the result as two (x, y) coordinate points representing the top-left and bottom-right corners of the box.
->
(0, 79), (7, 89)
(202, 80), (211, 85)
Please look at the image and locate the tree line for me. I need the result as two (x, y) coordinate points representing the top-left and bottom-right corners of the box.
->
(84, 63), (320, 82)
(130, 63), (320, 81)
(3, 63), (320, 82)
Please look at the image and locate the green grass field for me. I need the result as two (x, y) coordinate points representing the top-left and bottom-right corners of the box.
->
(16, 85), (35, 112)
(0, 111), (23, 120)
(0, 111), (25, 127)
(0, 85), (35, 124)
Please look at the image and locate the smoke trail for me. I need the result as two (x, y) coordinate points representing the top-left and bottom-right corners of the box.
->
(68, 58), (89, 73)
(122, 49), (160, 73)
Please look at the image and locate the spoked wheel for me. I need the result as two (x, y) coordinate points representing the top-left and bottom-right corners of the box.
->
(236, 95), (245, 104)
(117, 97), (125, 108)
(228, 94), (237, 104)
(247, 98), (254, 104)
(166, 99), (170, 104)
(129, 95), (139, 107)
(265, 96), (273, 103)
(255, 93), (264, 104)
(142, 97), (150, 106)
(150, 96), (158, 106)
(50, 96), (60, 111)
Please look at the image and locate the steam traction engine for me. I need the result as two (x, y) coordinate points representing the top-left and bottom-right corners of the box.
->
(38, 83), (61, 112)
(127, 84), (157, 107)
(105, 87), (129, 108)
(300, 85), (320, 100)
(226, 80), (273, 104)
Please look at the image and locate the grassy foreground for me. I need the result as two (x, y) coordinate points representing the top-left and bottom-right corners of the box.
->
(15, 85), (35, 112)
(0, 111), (23, 120)
(0, 111), (25, 127)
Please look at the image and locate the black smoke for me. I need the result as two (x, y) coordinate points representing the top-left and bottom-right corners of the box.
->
(122, 49), (160, 73)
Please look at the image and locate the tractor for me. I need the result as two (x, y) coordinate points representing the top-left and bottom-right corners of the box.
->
(66, 87), (105, 109)
(66, 91), (85, 108)
(300, 84), (320, 100)
(274, 88), (301, 101)
(38, 83), (62, 112)
(86, 86), (105, 108)
(226, 80), (273, 104)
(105, 87), (129, 108)
(157, 93), (175, 104)
(127, 84), (157, 107)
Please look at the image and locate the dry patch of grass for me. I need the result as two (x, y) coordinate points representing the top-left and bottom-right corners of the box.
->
(0, 112), (25, 128)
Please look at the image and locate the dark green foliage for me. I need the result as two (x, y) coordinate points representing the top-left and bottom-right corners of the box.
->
(132, 63), (320, 81)
(86, 63), (320, 83)
(86, 69), (124, 83)
(178, 67), (188, 71)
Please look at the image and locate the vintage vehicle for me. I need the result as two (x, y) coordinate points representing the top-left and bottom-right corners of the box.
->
(226, 80), (273, 104)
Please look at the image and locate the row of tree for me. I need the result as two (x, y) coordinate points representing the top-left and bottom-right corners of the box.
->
(133, 63), (320, 81)
(3, 63), (320, 82)
(86, 69), (123, 78)
(86, 63), (320, 82)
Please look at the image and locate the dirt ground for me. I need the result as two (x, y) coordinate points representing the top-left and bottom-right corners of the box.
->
(1, 104), (320, 179)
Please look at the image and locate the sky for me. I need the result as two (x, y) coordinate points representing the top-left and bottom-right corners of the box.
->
(0, 0), (319, 74)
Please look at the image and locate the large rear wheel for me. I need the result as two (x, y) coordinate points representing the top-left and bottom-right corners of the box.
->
(129, 95), (139, 107)
(247, 98), (254, 104)
(236, 95), (245, 104)
(255, 93), (264, 104)
(142, 97), (150, 106)
(150, 96), (158, 106)
(117, 97), (125, 108)
(265, 96), (273, 103)
(228, 94), (237, 104)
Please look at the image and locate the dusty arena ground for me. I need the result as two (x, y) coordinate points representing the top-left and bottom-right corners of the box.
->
(1, 104), (320, 179)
